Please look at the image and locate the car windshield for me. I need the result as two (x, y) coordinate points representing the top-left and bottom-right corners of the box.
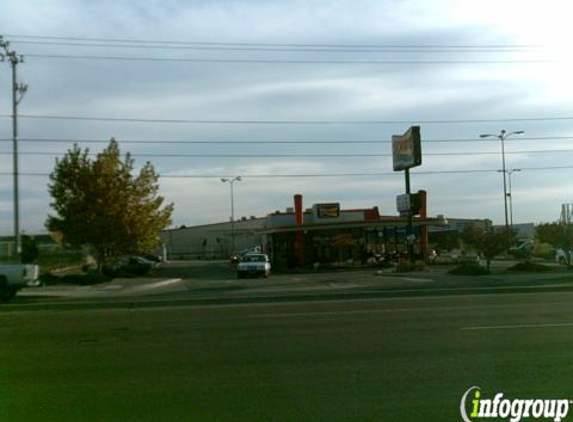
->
(243, 255), (266, 262)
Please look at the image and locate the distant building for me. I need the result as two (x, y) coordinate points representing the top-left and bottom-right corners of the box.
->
(161, 194), (455, 269)
(492, 223), (535, 241)
(160, 217), (265, 260)
(0, 233), (60, 259)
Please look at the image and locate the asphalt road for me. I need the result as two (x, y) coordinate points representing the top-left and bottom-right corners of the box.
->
(3, 290), (573, 422)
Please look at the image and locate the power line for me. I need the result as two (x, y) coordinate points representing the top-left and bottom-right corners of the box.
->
(519, 165), (573, 171)
(11, 40), (544, 54)
(2, 114), (573, 125)
(1, 165), (571, 179)
(4, 34), (544, 50)
(2, 149), (573, 158)
(0, 136), (571, 145)
(0, 138), (390, 144)
(24, 53), (554, 65)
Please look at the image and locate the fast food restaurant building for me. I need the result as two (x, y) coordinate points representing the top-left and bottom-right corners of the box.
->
(160, 193), (489, 269)
(262, 194), (443, 271)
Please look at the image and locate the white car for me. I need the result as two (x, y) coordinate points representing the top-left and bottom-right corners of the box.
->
(237, 254), (271, 278)
(0, 263), (40, 302)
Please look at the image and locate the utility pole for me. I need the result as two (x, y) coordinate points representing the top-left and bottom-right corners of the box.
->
(1, 36), (27, 260)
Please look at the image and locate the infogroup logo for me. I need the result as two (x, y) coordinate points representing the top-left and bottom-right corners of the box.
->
(460, 386), (571, 422)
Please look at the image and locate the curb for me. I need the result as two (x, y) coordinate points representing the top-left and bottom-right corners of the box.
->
(5, 280), (573, 313)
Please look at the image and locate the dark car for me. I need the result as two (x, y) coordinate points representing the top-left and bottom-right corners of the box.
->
(141, 253), (163, 263)
(102, 256), (155, 278)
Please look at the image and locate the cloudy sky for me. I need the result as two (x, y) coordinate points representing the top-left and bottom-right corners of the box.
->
(1, 0), (572, 234)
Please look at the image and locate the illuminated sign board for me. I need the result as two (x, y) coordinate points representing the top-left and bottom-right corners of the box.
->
(396, 193), (421, 217)
(316, 203), (340, 218)
(392, 126), (422, 171)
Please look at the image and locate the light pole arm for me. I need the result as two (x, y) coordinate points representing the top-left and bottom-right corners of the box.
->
(479, 130), (523, 231)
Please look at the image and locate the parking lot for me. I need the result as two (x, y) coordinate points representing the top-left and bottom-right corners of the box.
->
(9, 259), (573, 310)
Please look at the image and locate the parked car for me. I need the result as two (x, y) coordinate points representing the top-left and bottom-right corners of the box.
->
(508, 241), (533, 259)
(102, 256), (156, 278)
(141, 253), (162, 264)
(0, 263), (40, 302)
(237, 253), (271, 278)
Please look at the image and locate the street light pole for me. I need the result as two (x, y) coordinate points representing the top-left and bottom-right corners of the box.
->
(506, 168), (521, 229)
(479, 130), (524, 229)
(221, 176), (241, 254)
(498, 168), (521, 230)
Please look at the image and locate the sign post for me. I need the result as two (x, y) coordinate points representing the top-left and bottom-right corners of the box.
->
(392, 126), (422, 262)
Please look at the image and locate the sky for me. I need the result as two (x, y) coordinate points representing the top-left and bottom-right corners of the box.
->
(1, 0), (572, 235)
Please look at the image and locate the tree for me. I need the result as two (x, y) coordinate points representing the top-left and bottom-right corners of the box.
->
(460, 224), (515, 271)
(535, 222), (573, 265)
(46, 139), (174, 267)
(429, 230), (459, 252)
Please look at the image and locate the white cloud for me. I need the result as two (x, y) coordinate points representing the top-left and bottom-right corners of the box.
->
(0, 0), (571, 233)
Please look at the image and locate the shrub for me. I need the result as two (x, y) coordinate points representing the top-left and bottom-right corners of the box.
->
(38, 272), (61, 286)
(506, 261), (553, 273)
(39, 271), (111, 286)
(531, 242), (555, 260)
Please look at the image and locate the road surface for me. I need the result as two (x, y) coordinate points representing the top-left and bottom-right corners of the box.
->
(3, 289), (573, 421)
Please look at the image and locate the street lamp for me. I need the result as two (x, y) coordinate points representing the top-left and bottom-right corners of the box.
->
(497, 168), (521, 230)
(479, 130), (524, 229)
(221, 176), (241, 254)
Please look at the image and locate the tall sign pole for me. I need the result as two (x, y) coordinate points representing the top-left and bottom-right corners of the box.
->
(404, 167), (413, 260)
(1, 37), (27, 260)
(392, 126), (422, 263)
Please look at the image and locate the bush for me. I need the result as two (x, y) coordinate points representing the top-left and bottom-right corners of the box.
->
(531, 242), (555, 260)
(38, 272), (62, 286)
(39, 271), (111, 286)
(448, 264), (489, 276)
(506, 261), (553, 273)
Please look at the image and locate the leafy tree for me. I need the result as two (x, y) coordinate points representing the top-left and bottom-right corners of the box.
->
(460, 224), (515, 271)
(46, 139), (173, 267)
(535, 222), (573, 265)
(429, 230), (459, 252)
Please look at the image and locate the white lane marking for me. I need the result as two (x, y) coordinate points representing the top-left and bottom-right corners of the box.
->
(399, 277), (434, 282)
(248, 301), (573, 319)
(460, 322), (573, 331)
(128, 278), (183, 291)
(251, 309), (396, 318)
